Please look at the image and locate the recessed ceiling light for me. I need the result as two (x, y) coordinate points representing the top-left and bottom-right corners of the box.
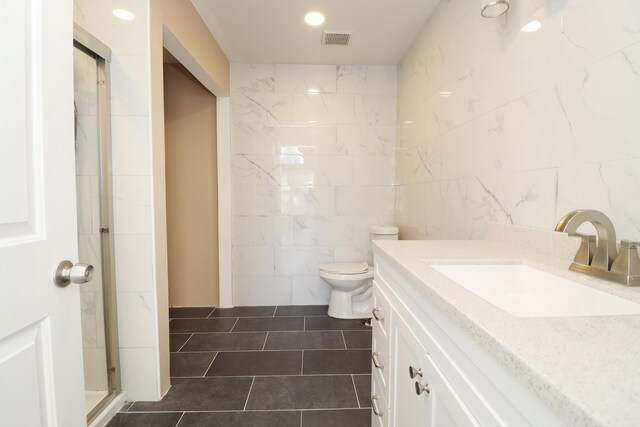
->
(304, 11), (325, 26)
(403, 121), (414, 124)
(307, 120), (318, 124)
(439, 91), (452, 97)
(521, 20), (542, 33)
(307, 88), (320, 95)
(112, 8), (135, 21)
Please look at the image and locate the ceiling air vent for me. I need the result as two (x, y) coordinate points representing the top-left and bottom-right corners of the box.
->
(322, 30), (352, 46)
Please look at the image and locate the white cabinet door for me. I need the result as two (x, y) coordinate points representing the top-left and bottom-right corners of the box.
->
(391, 311), (478, 427)
(0, 1), (85, 426)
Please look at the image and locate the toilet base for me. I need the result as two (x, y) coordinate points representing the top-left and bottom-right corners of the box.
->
(328, 289), (373, 319)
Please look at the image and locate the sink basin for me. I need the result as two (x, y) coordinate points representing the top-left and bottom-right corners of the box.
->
(428, 263), (640, 318)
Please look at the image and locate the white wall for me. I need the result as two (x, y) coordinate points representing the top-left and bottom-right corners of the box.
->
(74, 0), (159, 401)
(396, 0), (640, 241)
(230, 64), (397, 305)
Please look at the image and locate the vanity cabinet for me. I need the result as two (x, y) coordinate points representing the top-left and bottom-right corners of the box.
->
(370, 256), (567, 427)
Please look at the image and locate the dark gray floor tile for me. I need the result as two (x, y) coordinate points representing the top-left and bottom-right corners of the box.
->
(131, 377), (252, 412)
(106, 412), (182, 427)
(118, 401), (133, 413)
(303, 350), (371, 374)
(343, 331), (372, 349)
(210, 306), (276, 317)
(206, 350), (302, 376)
(233, 317), (304, 332)
(305, 317), (370, 331)
(170, 318), (237, 333)
(170, 352), (217, 377)
(181, 332), (267, 351)
(353, 375), (371, 407)
(169, 307), (214, 318)
(264, 331), (345, 350)
(303, 409), (370, 427)
(275, 305), (328, 316)
(246, 375), (358, 410)
(170, 334), (192, 352)
(178, 411), (300, 427)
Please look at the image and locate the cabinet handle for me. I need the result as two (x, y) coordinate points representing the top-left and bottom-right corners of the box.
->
(372, 352), (384, 369)
(371, 395), (383, 416)
(409, 366), (423, 379)
(372, 307), (383, 321)
(415, 381), (430, 396)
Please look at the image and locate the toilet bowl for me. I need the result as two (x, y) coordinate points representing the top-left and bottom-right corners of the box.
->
(319, 225), (399, 319)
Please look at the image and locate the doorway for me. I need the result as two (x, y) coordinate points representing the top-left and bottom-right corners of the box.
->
(73, 27), (121, 422)
(163, 49), (220, 308)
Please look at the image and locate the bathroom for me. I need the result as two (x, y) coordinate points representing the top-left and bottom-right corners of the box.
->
(1, 0), (639, 426)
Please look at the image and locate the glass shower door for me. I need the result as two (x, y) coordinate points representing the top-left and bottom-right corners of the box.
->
(73, 34), (120, 421)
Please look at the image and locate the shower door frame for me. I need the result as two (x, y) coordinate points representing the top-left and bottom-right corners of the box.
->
(73, 24), (122, 423)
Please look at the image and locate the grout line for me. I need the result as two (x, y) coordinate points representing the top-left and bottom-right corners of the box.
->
(301, 350), (304, 375)
(170, 328), (369, 334)
(170, 348), (371, 354)
(351, 375), (361, 408)
(303, 316), (306, 331)
(272, 306), (277, 317)
(243, 377), (256, 411)
(174, 412), (185, 426)
(202, 352), (219, 377)
(176, 334), (193, 352)
(207, 308), (216, 317)
(341, 331), (347, 349)
(229, 317), (240, 332)
(125, 408), (364, 414)
(169, 373), (371, 379)
(300, 410), (303, 427)
(262, 332), (269, 351)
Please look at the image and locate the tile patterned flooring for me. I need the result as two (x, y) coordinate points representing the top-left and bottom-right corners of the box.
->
(107, 305), (372, 427)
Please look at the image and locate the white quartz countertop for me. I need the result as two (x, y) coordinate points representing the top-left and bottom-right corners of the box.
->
(373, 236), (640, 427)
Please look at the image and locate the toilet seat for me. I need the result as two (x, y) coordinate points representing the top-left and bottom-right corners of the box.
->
(319, 262), (369, 275)
(319, 268), (373, 282)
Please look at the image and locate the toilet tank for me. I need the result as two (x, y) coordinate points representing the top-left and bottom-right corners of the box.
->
(370, 225), (399, 241)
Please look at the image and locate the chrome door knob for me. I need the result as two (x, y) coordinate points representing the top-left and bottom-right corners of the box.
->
(409, 366), (423, 379)
(53, 260), (95, 287)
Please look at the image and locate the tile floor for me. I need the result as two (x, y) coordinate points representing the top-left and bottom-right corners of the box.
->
(107, 305), (372, 427)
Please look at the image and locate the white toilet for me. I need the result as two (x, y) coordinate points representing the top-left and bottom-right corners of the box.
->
(319, 225), (399, 319)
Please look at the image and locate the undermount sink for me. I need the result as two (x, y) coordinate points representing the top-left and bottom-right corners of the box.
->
(427, 263), (640, 318)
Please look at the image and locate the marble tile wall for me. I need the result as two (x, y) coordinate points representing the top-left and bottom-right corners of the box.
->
(74, 0), (159, 401)
(231, 64), (397, 305)
(395, 0), (640, 241)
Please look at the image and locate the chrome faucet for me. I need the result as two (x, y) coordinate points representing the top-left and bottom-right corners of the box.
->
(555, 210), (640, 286)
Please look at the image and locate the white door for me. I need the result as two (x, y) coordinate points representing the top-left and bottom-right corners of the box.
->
(0, 1), (86, 426)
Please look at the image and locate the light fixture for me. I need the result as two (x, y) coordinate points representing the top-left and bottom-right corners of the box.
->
(481, 0), (510, 18)
(304, 11), (325, 26)
(403, 121), (414, 125)
(112, 8), (135, 21)
(521, 20), (542, 33)
(306, 88), (320, 95)
(307, 120), (317, 124)
(439, 91), (452, 97)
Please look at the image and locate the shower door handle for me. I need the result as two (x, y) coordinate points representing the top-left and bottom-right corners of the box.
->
(53, 260), (95, 287)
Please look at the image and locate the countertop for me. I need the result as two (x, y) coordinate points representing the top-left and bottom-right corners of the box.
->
(373, 225), (640, 427)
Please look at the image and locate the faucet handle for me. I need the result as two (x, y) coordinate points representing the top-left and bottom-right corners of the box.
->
(572, 233), (596, 266)
(611, 240), (640, 277)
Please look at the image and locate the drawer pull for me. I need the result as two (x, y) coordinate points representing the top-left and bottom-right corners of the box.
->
(409, 366), (423, 379)
(371, 395), (383, 416)
(372, 307), (383, 321)
(372, 352), (384, 369)
(415, 381), (431, 396)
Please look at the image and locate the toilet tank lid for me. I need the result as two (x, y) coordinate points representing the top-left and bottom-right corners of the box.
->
(319, 262), (369, 274)
(370, 225), (399, 235)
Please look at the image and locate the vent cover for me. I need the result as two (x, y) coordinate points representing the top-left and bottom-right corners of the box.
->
(322, 30), (352, 46)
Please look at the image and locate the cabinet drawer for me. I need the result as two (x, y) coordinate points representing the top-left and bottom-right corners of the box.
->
(372, 280), (391, 338)
(372, 317), (390, 393)
(371, 367), (391, 427)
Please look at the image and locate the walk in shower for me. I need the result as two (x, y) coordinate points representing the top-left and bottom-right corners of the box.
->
(73, 25), (120, 422)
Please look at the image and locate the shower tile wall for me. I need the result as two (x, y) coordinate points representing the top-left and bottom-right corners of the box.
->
(74, 47), (108, 395)
(231, 65), (397, 305)
(75, 0), (159, 401)
(395, 0), (640, 241)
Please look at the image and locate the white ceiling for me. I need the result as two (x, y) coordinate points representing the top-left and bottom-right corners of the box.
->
(191, 0), (441, 65)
